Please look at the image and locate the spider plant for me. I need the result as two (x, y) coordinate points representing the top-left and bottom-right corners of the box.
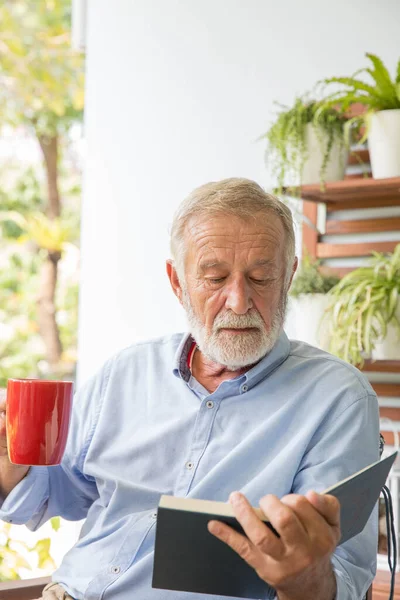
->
(325, 244), (400, 366)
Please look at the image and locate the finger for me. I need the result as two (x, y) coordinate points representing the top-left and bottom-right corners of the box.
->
(281, 494), (340, 548)
(306, 491), (341, 528)
(0, 406), (6, 435)
(0, 389), (6, 412)
(229, 492), (284, 559)
(259, 494), (308, 547)
(207, 520), (266, 573)
(0, 397), (6, 425)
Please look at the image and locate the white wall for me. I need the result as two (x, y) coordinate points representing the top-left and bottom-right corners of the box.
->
(78, 0), (400, 382)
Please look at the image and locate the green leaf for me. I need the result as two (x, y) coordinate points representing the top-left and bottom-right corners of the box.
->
(31, 538), (55, 570)
(3, 37), (27, 57)
(50, 516), (61, 531)
(388, 287), (399, 319)
(363, 305), (374, 355)
(323, 76), (380, 99)
(365, 53), (398, 106)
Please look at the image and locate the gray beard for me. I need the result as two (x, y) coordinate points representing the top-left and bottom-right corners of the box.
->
(181, 288), (287, 370)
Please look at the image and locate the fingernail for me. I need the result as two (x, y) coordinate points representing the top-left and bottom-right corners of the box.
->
(229, 492), (242, 506)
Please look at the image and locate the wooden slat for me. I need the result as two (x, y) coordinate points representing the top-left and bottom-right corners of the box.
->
(326, 195), (400, 211)
(302, 200), (318, 258)
(320, 266), (354, 278)
(380, 407), (400, 420)
(326, 217), (400, 235)
(361, 360), (400, 373)
(373, 383), (400, 397)
(298, 177), (400, 204)
(317, 240), (399, 259)
(347, 148), (370, 166)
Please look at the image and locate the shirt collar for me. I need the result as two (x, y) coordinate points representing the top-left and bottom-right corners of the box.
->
(173, 333), (195, 382)
(173, 331), (291, 389)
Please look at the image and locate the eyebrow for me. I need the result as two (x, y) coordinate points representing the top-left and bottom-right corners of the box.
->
(198, 261), (229, 272)
(251, 259), (277, 268)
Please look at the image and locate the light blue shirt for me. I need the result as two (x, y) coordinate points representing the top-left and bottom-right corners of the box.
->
(0, 332), (379, 600)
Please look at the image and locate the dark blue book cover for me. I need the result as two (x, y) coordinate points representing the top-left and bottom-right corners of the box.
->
(152, 452), (397, 599)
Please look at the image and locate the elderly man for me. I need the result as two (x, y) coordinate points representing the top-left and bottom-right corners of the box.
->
(0, 178), (378, 600)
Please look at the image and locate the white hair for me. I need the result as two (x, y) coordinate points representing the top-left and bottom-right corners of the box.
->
(170, 177), (296, 287)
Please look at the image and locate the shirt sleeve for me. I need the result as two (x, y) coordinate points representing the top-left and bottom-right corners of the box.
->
(0, 359), (112, 530)
(292, 391), (379, 600)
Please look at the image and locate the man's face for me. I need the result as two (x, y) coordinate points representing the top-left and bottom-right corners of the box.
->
(176, 212), (292, 370)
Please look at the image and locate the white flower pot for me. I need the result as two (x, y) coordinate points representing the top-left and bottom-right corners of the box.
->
(301, 124), (348, 185)
(287, 293), (331, 350)
(372, 301), (400, 360)
(368, 109), (400, 179)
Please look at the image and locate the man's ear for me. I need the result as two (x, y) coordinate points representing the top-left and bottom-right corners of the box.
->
(286, 256), (298, 291)
(166, 260), (183, 305)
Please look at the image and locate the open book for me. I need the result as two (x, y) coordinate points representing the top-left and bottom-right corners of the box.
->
(152, 451), (397, 599)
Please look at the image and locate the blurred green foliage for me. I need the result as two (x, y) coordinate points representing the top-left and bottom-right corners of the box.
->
(0, 166), (80, 387)
(0, 0), (83, 579)
(0, 0), (85, 135)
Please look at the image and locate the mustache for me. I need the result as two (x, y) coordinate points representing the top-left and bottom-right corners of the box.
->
(213, 309), (264, 330)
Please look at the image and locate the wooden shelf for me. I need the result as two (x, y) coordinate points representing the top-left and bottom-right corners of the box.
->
(297, 176), (400, 206)
(371, 383), (400, 396)
(360, 360), (400, 373)
(317, 240), (399, 259)
(326, 217), (400, 235)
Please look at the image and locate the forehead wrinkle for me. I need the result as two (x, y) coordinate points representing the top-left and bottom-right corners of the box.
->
(185, 216), (286, 273)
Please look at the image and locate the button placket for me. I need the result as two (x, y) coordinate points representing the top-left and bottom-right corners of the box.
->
(174, 396), (221, 497)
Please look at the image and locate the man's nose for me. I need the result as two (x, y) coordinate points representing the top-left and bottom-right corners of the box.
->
(224, 277), (252, 315)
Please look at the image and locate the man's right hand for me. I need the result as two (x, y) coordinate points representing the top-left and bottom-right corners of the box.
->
(0, 389), (30, 498)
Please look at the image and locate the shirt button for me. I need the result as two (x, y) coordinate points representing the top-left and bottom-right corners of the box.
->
(241, 385), (248, 392)
(111, 566), (121, 574)
(152, 512), (157, 519)
(206, 400), (214, 409)
(186, 461), (194, 470)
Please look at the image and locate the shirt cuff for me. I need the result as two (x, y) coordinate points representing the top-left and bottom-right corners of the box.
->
(0, 466), (49, 526)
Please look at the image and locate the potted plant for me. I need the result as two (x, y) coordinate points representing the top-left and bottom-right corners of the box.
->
(287, 255), (340, 350)
(324, 244), (400, 366)
(323, 53), (400, 179)
(262, 98), (348, 191)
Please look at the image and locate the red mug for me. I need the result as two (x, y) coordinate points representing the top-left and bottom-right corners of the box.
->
(6, 379), (73, 466)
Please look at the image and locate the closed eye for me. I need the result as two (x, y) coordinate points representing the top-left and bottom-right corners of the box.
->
(208, 278), (226, 283)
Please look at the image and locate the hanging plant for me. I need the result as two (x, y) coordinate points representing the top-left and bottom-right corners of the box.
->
(261, 98), (347, 192)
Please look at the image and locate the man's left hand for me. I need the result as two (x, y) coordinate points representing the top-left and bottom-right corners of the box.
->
(207, 490), (341, 600)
